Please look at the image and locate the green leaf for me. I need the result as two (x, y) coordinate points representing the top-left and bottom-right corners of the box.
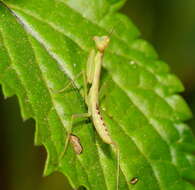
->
(0, 0), (195, 189)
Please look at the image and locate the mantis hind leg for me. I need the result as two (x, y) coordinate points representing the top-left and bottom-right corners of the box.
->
(112, 143), (120, 190)
(59, 113), (91, 160)
(55, 72), (83, 94)
(116, 146), (120, 190)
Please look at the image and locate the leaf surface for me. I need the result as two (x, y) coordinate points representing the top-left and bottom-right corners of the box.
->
(0, 0), (195, 189)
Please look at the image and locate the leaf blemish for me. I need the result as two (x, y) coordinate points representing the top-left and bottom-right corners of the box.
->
(130, 177), (139, 185)
(70, 134), (83, 155)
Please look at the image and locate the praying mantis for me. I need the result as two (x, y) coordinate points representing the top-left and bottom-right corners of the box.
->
(60, 35), (120, 190)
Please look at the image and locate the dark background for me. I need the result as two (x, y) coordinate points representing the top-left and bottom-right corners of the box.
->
(0, 0), (195, 189)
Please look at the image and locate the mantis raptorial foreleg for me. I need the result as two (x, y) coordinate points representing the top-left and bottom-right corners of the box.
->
(59, 36), (120, 190)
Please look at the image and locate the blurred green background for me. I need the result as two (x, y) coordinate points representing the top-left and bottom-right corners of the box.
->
(0, 0), (195, 189)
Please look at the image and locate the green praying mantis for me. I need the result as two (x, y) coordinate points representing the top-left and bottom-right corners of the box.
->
(59, 35), (120, 190)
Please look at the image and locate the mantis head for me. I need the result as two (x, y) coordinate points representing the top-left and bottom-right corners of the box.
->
(93, 36), (110, 52)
